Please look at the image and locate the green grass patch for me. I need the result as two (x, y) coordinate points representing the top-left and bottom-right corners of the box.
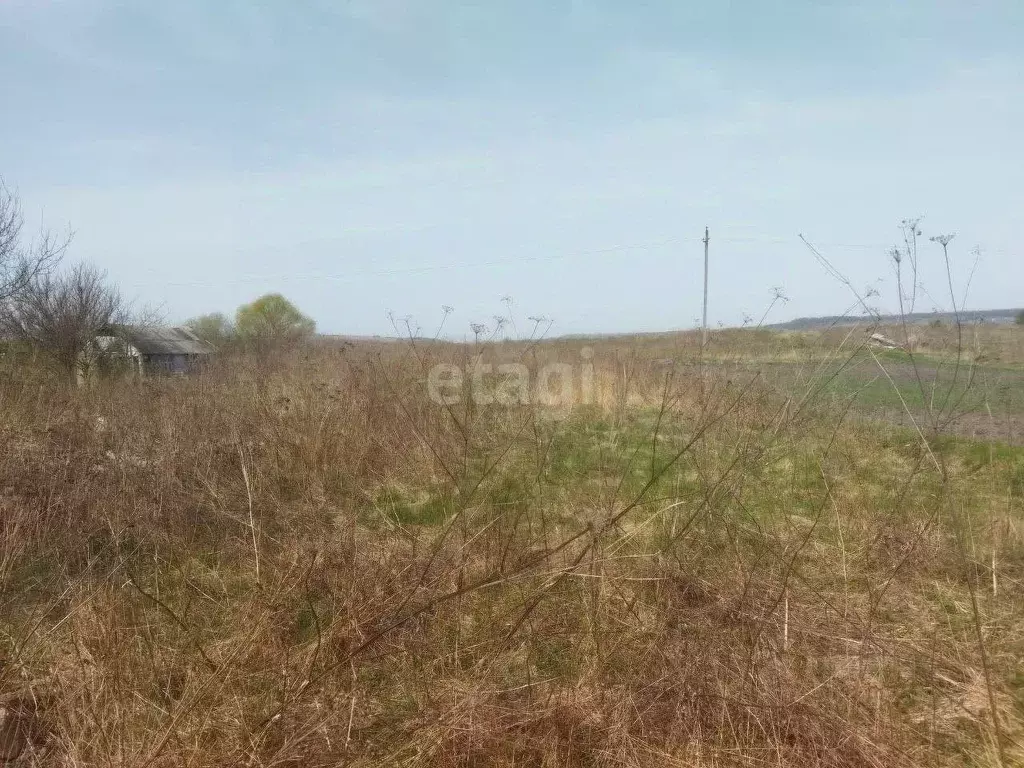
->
(371, 486), (456, 527)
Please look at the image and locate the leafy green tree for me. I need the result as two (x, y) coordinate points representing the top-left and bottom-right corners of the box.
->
(235, 293), (315, 345)
(186, 312), (234, 347)
(1016, 309), (1024, 326)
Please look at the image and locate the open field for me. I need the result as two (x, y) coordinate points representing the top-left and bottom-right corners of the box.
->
(1, 323), (1023, 766)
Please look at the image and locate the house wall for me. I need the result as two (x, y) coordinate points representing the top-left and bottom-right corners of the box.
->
(141, 354), (199, 374)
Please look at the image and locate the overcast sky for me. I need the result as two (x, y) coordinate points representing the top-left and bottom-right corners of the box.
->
(2, 1), (1021, 336)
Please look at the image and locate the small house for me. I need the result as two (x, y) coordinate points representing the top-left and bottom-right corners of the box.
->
(95, 325), (215, 376)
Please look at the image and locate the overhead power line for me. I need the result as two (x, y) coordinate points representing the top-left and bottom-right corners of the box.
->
(129, 236), (694, 289)
(125, 233), (1012, 290)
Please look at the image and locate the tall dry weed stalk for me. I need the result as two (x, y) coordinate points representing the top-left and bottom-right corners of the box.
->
(0, 300), (1020, 765)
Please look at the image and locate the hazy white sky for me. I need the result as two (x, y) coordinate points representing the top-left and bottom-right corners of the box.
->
(2, 1), (1021, 336)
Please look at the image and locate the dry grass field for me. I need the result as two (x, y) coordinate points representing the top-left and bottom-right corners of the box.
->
(1, 322), (1023, 766)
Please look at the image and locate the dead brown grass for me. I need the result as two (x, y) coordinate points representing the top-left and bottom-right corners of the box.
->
(0, 329), (1021, 766)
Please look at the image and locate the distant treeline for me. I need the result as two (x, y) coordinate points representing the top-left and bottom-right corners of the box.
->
(770, 309), (1023, 331)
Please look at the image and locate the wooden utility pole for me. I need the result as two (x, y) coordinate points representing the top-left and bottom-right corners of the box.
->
(702, 226), (710, 347)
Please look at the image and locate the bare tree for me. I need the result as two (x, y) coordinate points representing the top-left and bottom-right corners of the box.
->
(1, 263), (125, 382)
(0, 180), (69, 302)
